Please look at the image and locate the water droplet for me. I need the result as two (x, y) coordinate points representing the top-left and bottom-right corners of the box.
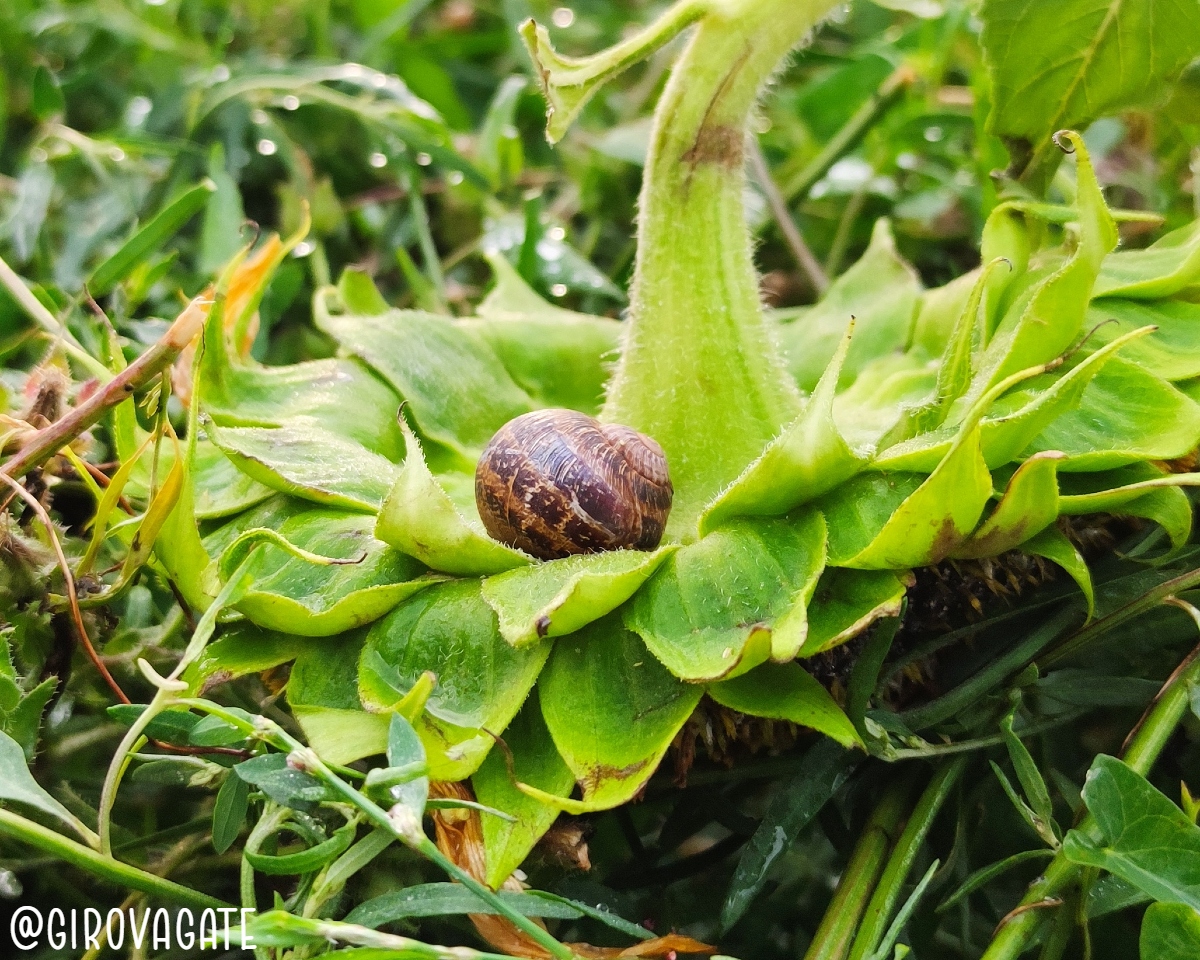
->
(211, 65), (231, 84)
(109, 146), (126, 162)
(415, 152), (432, 166)
(251, 108), (270, 125)
(371, 72), (389, 89)
(548, 226), (566, 241)
(343, 63), (367, 79)
(551, 6), (575, 27)
(30, 147), (47, 163)
(293, 240), (315, 258)
(447, 170), (464, 186)
(126, 95), (152, 126)
(281, 94), (300, 111)
(257, 138), (277, 156)
(550, 283), (568, 297)
(924, 125), (945, 143)
(369, 152), (387, 168)
(0, 869), (22, 899)
(144, 0), (168, 6)
(896, 151), (919, 171)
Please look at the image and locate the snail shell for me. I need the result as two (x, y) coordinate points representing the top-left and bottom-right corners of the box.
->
(474, 409), (673, 561)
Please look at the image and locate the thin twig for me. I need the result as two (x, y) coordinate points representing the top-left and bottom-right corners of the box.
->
(749, 138), (829, 294)
(2, 296), (210, 481)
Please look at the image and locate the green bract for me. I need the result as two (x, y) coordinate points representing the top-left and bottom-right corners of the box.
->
(155, 0), (1200, 891)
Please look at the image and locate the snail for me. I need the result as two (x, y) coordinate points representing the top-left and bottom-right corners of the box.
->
(474, 409), (673, 561)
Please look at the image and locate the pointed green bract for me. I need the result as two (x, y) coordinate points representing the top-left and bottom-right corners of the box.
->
(951, 453), (1062, 560)
(1024, 526), (1094, 618)
(626, 513), (827, 680)
(375, 420), (529, 576)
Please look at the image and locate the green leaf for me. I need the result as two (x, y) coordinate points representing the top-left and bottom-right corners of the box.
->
(317, 308), (533, 461)
(189, 710), (253, 747)
(199, 143), (246, 276)
(950, 452), (1063, 559)
(721, 739), (855, 932)
(1028, 359), (1200, 469)
(1141, 903), (1200, 960)
(0, 730), (93, 840)
(30, 66), (64, 121)
(187, 438), (277, 520)
(375, 419), (530, 575)
(359, 581), (551, 780)
(1086, 299), (1200, 381)
(482, 547), (673, 648)
(1095, 220), (1200, 300)
(981, 0), (1200, 182)
(804, 568), (910, 656)
(703, 323), (867, 532)
(245, 822), (357, 875)
(107, 704), (203, 744)
(4, 676), (56, 759)
(1063, 755), (1200, 910)
(473, 694), (575, 889)
(465, 253), (620, 416)
(626, 513), (827, 681)
(89, 181), (215, 297)
(536, 615), (702, 812)
(936, 849), (1055, 914)
(374, 713), (429, 818)
(183, 622), (305, 694)
(709, 661), (862, 748)
(211, 772), (250, 855)
(233, 753), (331, 810)
(977, 132), (1116, 385)
(207, 420), (398, 511)
(345, 882), (595, 926)
(214, 508), (438, 636)
(780, 219), (922, 393)
(477, 75), (527, 189)
(1023, 526), (1095, 617)
(1000, 711), (1058, 846)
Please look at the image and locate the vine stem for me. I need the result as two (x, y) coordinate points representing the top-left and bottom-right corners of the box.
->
(980, 601), (1200, 960)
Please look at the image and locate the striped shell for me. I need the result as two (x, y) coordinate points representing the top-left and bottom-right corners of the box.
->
(474, 409), (673, 561)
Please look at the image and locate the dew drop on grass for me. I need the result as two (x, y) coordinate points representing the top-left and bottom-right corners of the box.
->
(415, 152), (432, 166)
(548, 225), (566, 241)
(281, 94), (300, 111)
(211, 65), (231, 83)
(126, 95), (152, 127)
(447, 170), (464, 185)
(257, 138), (277, 156)
(369, 152), (387, 168)
(251, 108), (269, 125)
(551, 7), (575, 28)
(0, 869), (22, 898)
(924, 125), (945, 143)
(550, 283), (568, 297)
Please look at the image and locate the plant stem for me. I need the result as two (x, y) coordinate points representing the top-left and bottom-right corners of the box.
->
(847, 758), (966, 960)
(782, 65), (915, 203)
(981, 620), (1200, 960)
(602, 0), (842, 535)
(2, 295), (209, 480)
(803, 774), (917, 960)
(0, 808), (230, 911)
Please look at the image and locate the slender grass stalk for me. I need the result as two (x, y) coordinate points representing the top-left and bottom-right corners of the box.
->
(0, 808), (230, 911)
(803, 774), (918, 960)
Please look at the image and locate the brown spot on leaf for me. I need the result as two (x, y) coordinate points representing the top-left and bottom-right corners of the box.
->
(682, 124), (744, 169)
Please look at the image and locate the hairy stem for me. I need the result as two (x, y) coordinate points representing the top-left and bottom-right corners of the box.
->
(601, 0), (842, 535)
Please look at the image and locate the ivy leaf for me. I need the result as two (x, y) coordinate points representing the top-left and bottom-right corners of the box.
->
(473, 695), (576, 889)
(1141, 903), (1200, 960)
(375, 419), (530, 576)
(482, 547), (673, 648)
(207, 420), (398, 511)
(535, 615), (702, 812)
(626, 513), (827, 681)
(708, 662), (862, 749)
(981, 0), (1200, 181)
(1063, 755), (1200, 910)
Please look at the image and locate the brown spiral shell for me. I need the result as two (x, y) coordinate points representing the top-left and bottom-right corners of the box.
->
(474, 409), (673, 561)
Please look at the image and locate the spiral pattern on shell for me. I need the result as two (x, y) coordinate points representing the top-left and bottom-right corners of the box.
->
(474, 409), (673, 561)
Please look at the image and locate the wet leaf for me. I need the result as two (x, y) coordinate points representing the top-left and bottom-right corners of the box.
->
(1141, 903), (1200, 960)
(626, 513), (827, 681)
